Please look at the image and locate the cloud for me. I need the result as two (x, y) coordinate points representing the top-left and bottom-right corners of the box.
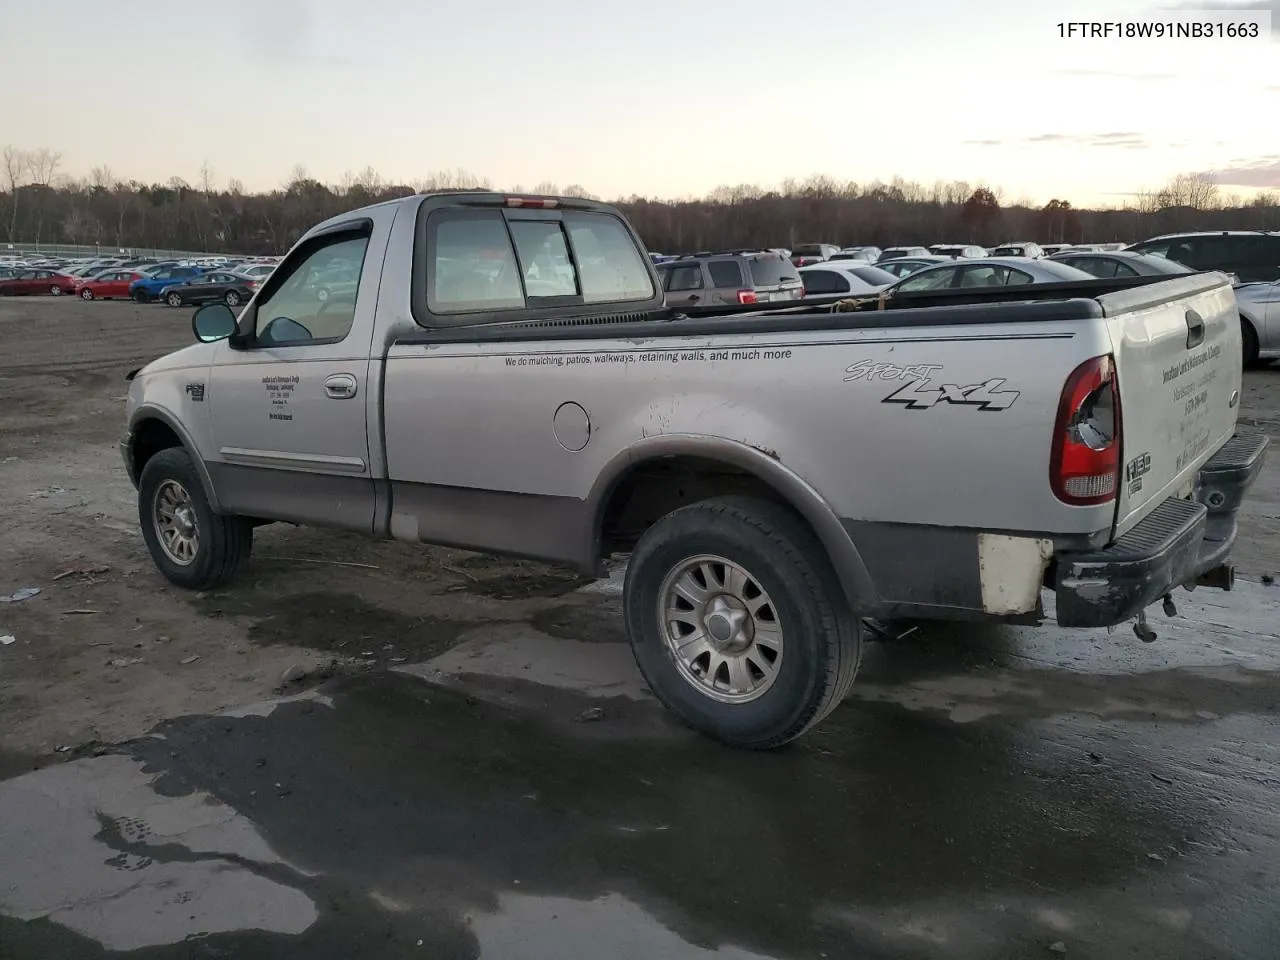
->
(1052, 69), (1174, 81)
(1161, 0), (1279, 37)
(964, 133), (1150, 149)
(1202, 156), (1280, 188)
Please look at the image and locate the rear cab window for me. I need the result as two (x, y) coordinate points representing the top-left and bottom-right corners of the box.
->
(417, 202), (657, 325)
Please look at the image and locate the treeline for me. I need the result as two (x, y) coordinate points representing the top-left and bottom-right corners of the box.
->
(3, 147), (1277, 255)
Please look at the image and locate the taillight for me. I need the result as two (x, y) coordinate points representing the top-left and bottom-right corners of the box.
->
(737, 290), (757, 304)
(1050, 355), (1121, 505)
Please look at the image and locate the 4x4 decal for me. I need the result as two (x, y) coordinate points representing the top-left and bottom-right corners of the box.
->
(883, 376), (1021, 411)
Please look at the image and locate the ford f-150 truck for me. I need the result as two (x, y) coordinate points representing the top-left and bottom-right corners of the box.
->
(120, 192), (1268, 749)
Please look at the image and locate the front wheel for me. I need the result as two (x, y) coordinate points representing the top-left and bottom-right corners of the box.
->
(138, 448), (253, 589)
(166, 292), (183, 307)
(80, 288), (94, 301)
(623, 496), (861, 749)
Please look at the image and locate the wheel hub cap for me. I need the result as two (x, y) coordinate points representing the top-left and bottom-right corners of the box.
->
(658, 555), (784, 704)
(153, 479), (200, 566)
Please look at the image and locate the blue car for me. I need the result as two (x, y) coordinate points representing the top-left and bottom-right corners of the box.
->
(129, 265), (204, 303)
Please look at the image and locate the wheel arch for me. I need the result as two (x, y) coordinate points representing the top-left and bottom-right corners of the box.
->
(587, 434), (879, 614)
(127, 405), (224, 513)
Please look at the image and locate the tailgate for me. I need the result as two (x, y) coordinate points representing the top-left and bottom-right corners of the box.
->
(1098, 274), (1242, 537)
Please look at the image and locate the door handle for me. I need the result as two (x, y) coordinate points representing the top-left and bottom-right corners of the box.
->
(1185, 309), (1205, 349)
(688, 294), (700, 302)
(324, 373), (358, 399)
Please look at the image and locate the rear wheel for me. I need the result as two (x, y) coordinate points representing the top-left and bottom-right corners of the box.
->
(50, 284), (62, 296)
(1242, 316), (1261, 367)
(138, 448), (253, 589)
(623, 495), (861, 749)
(80, 288), (94, 301)
(133, 289), (150, 303)
(225, 290), (241, 307)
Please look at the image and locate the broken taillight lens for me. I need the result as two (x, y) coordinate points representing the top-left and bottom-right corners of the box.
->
(1050, 355), (1121, 505)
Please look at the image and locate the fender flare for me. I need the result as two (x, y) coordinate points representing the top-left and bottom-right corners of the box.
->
(127, 404), (224, 514)
(585, 433), (880, 614)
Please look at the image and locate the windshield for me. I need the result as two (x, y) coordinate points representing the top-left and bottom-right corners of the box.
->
(749, 255), (801, 286)
(848, 265), (897, 286)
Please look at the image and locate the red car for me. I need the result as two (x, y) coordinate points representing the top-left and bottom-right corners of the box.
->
(0, 268), (78, 297)
(77, 269), (143, 301)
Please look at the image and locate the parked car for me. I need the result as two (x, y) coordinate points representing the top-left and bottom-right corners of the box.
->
(1039, 244), (1073, 256)
(831, 246), (881, 262)
(121, 191), (1266, 750)
(1127, 231), (1280, 284)
(798, 262), (896, 296)
(129, 265), (204, 303)
(0, 268), (78, 296)
(159, 271), (259, 307)
(1049, 250), (1193, 279)
(76, 269), (143, 300)
(1234, 280), (1280, 366)
(990, 242), (1045, 258)
(656, 251), (803, 307)
(789, 243), (840, 268)
(872, 255), (951, 279)
(928, 244), (987, 259)
(885, 257), (1094, 293)
(876, 246), (932, 262)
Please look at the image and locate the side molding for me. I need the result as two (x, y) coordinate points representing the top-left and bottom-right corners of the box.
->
(586, 434), (881, 614)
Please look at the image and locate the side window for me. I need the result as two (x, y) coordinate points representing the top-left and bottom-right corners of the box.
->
(254, 232), (370, 344)
(801, 270), (839, 295)
(666, 265), (704, 292)
(1004, 269), (1034, 285)
(707, 260), (743, 287)
(1110, 260), (1138, 278)
(563, 212), (655, 304)
(509, 220), (578, 298)
(1073, 257), (1111, 278)
(429, 210), (524, 314)
(897, 267), (958, 292)
(958, 265), (1004, 287)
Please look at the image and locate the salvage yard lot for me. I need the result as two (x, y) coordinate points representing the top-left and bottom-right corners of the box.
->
(3, 296), (1280, 959)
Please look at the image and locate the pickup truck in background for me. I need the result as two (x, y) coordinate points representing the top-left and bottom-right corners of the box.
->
(120, 193), (1268, 749)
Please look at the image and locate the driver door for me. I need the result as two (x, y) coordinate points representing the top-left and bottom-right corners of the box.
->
(204, 226), (378, 532)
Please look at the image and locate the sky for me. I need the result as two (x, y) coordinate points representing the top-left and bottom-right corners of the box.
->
(1, 0), (1277, 207)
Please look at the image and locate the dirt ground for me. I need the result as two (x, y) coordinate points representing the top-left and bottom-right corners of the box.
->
(2, 295), (1278, 760)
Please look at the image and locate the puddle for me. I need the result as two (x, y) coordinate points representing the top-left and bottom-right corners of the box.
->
(192, 592), (481, 665)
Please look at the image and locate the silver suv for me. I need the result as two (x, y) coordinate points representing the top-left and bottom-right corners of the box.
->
(656, 251), (804, 308)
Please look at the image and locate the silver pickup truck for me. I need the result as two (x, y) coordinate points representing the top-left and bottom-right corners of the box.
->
(121, 192), (1269, 748)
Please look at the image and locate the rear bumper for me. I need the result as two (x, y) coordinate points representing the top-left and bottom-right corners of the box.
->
(1054, 432), (1269, 627)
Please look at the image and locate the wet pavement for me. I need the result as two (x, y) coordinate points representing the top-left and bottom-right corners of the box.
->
(3, 576), (1280, 959)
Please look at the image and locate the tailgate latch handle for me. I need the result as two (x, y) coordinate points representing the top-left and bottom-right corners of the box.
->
(1185, 309), (1205, 349)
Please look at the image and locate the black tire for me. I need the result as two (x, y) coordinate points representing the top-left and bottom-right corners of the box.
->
(80, 288), (94, 301)
(166, 292), (183, 307)
(133, 289), (151, 303)
(138, 448), (252, 589)
(623, 495), (861, 749)
(1242, 317), (1261, 368)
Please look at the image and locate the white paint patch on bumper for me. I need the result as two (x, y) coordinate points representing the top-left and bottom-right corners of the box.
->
(977, 534), (1054, 615)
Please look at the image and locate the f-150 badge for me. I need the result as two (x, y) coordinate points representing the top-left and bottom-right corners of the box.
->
(883, 376), (1020, 411)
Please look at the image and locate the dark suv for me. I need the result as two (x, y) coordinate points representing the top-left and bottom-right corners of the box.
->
(656, 251), (804, 308)
(1127, 231), (1280, 283)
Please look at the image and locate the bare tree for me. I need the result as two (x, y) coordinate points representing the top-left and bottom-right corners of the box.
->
(3, 146), (29, 241)
(199, 162), (217, 194)
(1156, 172), (1220, 211)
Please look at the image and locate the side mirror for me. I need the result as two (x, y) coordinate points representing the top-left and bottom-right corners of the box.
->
(192, 302), (238, 343)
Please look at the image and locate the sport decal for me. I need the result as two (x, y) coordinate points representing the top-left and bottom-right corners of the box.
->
(882, 376), (1021, 411)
